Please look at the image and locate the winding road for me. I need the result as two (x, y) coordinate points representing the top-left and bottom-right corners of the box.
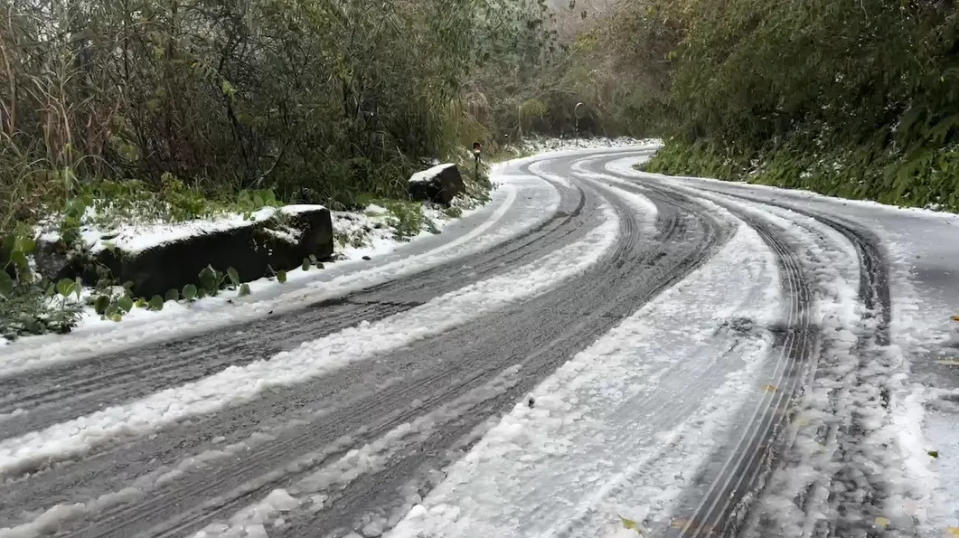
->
(1, 147), (956, 538)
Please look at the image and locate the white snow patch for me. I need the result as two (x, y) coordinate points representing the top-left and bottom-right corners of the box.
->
(43, 205), (324, 256)
(196, 365), (527, 537)
(0, 202), (620, 478)
(518, 136), (659, 155)
(0, 176), (546, 377)
(607, 152), (959, 536)
(409, 164), (456, 184)
(388, 208), (783, 537)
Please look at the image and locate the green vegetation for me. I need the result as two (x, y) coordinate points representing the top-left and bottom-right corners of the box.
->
(474, 0), (959, 212)
(1, 231), (83, 338)
(629, 0), (959, 211)
(0, 0), (554, 237)
(0, 0), (554, 339)
(7, 1), (957, 225)
(7, 0), (958, 339)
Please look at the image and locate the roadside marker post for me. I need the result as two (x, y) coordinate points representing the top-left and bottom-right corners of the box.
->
(473, 142), (482, 182)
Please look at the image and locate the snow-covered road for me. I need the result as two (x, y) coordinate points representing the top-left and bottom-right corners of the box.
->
(1, 147), (957, 538)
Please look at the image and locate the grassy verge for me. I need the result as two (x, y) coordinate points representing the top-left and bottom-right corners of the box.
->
(644, 138), (959, 213)
(1, 160), (493, 342)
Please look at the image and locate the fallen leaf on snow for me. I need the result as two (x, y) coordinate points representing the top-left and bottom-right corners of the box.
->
(762, 384), (778, 393)
(619, 516), (642, 534)
(874, 516), (891, 529)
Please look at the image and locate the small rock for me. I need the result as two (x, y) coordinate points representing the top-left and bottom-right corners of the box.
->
(528, 397), (535, 408)
(362, 256), (372, 261)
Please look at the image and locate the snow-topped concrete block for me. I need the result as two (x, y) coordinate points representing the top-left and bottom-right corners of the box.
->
(36, 206), (333, 298)
(408, 164), (465, 206)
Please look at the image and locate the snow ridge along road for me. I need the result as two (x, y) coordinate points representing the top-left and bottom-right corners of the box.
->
(0, 148), (731, 538)
(1, 147), (936, 538)
(610, 157), (922, 537)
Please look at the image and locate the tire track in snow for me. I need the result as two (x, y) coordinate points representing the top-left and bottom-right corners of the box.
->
(0, 178), (590, 441)
(674, 212), (817, 538)
(248, 161), (730, 538)
(702, 193), (898, 537)
(0, 150), (731, 538)
(612, 156), (897, 536)
(574, 156), (820, 537)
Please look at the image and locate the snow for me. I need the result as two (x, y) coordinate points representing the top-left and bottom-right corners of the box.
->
(517, 136), (658, 155)
(606, 152), (959, 222)
(387, 199), (783, 537)
(194, 365), (527, 537)
(0, 166), (558, 377)
(0, 200), (621, 480)
(40, 205), (325, 256)
(7, 145), (958, 536)
(409, 164), (457, 184)
(608, 151), (959, 537)
(923, 391), (959, 532)
(332, 208), (413, 261)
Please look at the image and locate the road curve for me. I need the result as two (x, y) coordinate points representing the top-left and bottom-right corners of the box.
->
(604, 153), (897, 537)
(0, 148), (906, 538)
(0, 149), (733, 537)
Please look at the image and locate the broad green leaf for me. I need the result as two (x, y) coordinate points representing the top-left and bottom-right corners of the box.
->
(276, 270), (287, 284)
(0, 271), (13, 298)
(149, 295), (165, 311)
(165, 288), (180, 302)
(198, 266), (217, 292)
(238, 283), (251, 297)
(182, 284), (198, 301)
(14, 235), (36, 255)
(118, 294), (134, 313)
(227, 267), (240, 286)
(57, 278), (77, 298)
(93, 295), (111, 315)
(302, 258), (311, 271)
(10, 250), (28, 273)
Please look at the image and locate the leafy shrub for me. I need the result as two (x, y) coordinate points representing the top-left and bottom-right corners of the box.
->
(384, 201), (425, 239)
(1, 231), (83, 339)
(1, 282), (82, 339)
(644, 137), (959, 213)
(444, 206), (463, 218)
